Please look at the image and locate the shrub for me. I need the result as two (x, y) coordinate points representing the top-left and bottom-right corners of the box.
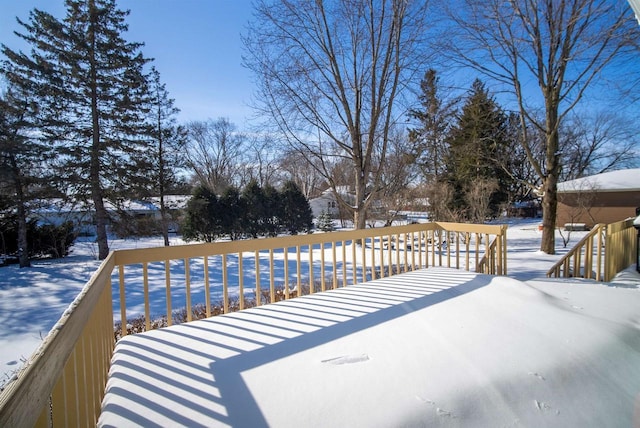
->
(316, 210), (334, 232)
(0, 217), (76, 261)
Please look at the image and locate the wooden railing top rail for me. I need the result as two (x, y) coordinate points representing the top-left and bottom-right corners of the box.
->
(607, 217), (635, 234)
(113, 222), (507, 266)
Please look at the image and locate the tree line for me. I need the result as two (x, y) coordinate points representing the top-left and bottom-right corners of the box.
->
(183, 180), (313, 242)
(1, 0), (639, 269)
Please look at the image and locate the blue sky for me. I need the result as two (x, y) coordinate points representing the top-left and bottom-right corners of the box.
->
(2, 1), (638, 129)
(0, 0), (255, 127)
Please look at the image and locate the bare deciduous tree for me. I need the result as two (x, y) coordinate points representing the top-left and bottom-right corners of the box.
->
(279, 150), (324, 200)
(444, 0), (639, 254)
(242, 135), (283, 188)
(185, 118), (248, 193)
(465, 178), (499, 223)
(376, 129), (420, 226)
(560, 112), (639, 180)
(421, 180), (460, 222)
(244, 0), (431, 229)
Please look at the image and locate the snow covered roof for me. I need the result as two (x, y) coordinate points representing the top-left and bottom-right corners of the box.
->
(557, 168), (640, 193)
(31, 195), (190, 214)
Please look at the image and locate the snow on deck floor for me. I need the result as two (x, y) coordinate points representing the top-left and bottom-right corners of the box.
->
(99, 267), (640, 428)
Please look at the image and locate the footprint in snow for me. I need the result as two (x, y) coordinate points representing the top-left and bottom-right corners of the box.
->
(534, 400), (559, 415)
(321, 354), (369, 365)
(416, 396), (456, 419)
(528, 372), (546, 381)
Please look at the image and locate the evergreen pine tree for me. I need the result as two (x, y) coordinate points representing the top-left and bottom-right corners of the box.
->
(316, 210), (334, 232)
(280, 181), (313, 235)
(262, 183), (282, 237)
(144, 67), (187, 246)
(0, 85), (51, 267)
(408, 69), (457, 182)
(182, 185), (219, 242)
(241, 180), (267, 238)
(445, 79), (512, 219)
(2, 0), (152, 259)
(218, 186), (243, 240)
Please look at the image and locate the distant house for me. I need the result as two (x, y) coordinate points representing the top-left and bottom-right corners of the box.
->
(556, 169), (640, 228)
(508, 200), (541, 219)
(309, 189), (341, 219)
(34, 196), (190, 236)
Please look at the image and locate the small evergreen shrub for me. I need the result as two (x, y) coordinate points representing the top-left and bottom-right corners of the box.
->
(316, 210), (335, 232)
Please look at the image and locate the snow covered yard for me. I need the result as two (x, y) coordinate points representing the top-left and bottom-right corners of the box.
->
(1, 219), (639, 425)
(0, 235), (188, 387)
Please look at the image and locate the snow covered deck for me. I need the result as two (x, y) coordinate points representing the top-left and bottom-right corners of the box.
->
(99, 267), (640, 427)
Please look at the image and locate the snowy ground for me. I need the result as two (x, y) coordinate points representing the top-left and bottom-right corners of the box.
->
(1, 219), (638, 392)
(99, 267), (640, 427)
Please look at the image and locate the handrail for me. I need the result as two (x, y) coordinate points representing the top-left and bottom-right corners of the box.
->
(547, 224), (606, 281)
(0, 221), (507, 427)
(476, 226), (508, 275)
(0, 253), (115, 427)
(547, 218), (637, 282)
(604, 218), (637, 282)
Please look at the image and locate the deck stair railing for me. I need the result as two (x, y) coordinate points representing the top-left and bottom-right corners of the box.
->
(0, 221), (507, 427)
(546, 218), (637, 282)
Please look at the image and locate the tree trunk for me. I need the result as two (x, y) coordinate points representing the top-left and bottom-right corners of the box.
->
(88, 0), (109, 260)
(540, 105), (561, 255)
(354, 208), (367, 230)
(353, 162), (368, 230)
(160, 195), (170, 247)
(540, 175), (558, 254)
(10, 154), (30, 268)
(16, 196), (30, 268)
(92, 190), (110, 260)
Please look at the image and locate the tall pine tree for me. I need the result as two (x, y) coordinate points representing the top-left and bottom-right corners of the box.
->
(0, 85), (52, 267)
(408, 69), (457, 182)
(144, 67), (187, 246)
(446, 80), (512, 219)
(2, 0), (151, 259)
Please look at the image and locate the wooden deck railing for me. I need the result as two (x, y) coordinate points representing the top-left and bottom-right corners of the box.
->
(0, 253), (115, 427)
(0, 221), (506, 427)
(604, 218), (638, 281)
(547, 218), (637, 282)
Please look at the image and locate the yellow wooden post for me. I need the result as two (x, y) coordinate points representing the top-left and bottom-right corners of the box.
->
(223, 254), (229, 312)
(204, 256), (211, 317)
(184, 259), (192, 322)
(143, 263), (150, 330)
(269, 249), (275, 302)
(238, 254), (244, 310)
(118, 265), (127, 335)
(164, 260), (172, 326)
(309, 244), (315, 293)
(255, 250), (261, 306)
